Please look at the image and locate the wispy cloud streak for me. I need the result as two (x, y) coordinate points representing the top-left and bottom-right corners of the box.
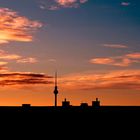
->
(90, 52), (140, 67)
(17, 57), (38, 63)
(0, 72), (53, 86)
(60, 70), (140, 90)
(39, 0), (88, 10)
(103, 44), (128, 49)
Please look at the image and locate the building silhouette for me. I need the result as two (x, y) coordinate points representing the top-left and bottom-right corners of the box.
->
(22, 104), (31, 108)
(62, 98), (70, 107)
(92, 98), (100, 107)
(80, 103), (88, 108)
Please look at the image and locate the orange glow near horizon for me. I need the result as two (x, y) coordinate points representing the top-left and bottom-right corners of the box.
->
(0, 71), (140, 106)
(0, 88), (140, 106)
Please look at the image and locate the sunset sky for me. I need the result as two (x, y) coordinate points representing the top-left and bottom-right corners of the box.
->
(0, 0), (140, 106)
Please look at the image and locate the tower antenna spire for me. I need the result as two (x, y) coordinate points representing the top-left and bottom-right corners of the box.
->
(55, 71), (57, 87)
(54, 71), (58, 107)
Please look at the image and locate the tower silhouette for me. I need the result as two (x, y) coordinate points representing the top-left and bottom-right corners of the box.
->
(53, 72), (58, 107)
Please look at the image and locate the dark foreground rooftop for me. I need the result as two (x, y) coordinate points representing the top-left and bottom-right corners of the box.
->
(0, 105), (140, 114)
(0, 105), (139, 133)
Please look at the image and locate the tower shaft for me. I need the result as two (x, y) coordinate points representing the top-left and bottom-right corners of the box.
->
(55, 94), (57, 107)
(53, 72), (58, 107)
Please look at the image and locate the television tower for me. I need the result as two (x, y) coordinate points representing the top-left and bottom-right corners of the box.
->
(54, 72), (58, 107)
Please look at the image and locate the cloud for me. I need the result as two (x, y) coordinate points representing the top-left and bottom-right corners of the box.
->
(39, 0), (88, 10)
(103, 44), (128, 49)
(60, 70), (140, 90)
(0, 50), (21, 60)
(0, 61), (8, 66)
(0, 63), (9, 74)
(0, 72), (53, 86)
(121, 2), (131, 6)
(0, 66), (9, 72)
(0, 50), (40, 85)
(48, 59), (57, 62)
(90, 57), (132, 67)
(0, 49), (38, 62)
(80, 0), (88, 3)
(56, 0), (77, 6)
(0, 49), (38, 72)
(17, 57), (38, 63)
(126, 53), (140, 59)
(90, 58), (114, 65)
(90, 52), (140, 67)
(0, 7), (42, 44)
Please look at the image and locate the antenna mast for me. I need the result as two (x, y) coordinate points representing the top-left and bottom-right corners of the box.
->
(54, 71), (58, 107)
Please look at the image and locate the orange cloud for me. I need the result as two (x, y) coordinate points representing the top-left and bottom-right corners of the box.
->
(39, 0), (88, 10)
(103, 44), (128, 48)
(0, 72), (53, 86)
(0, 61), (8, 66)
(0, 8), (42, 44)
(17, 57), (38, 63)
(0, 49), (38, 63)
(0, 49), (38, 73)
(126, 53), (140, 59)
(0, 66), (9, 72)
(56, 0), (88, 8)
(60, 70), (140, 90)
(113, 58), (132, 67)
(0, 62), (8, 73)
(90, 58), (114, 65)
(90, 52), (140, 67)
(0, 50), (21, 60)
(90, 57), (132, 67)
(57, 0), (77, 5)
